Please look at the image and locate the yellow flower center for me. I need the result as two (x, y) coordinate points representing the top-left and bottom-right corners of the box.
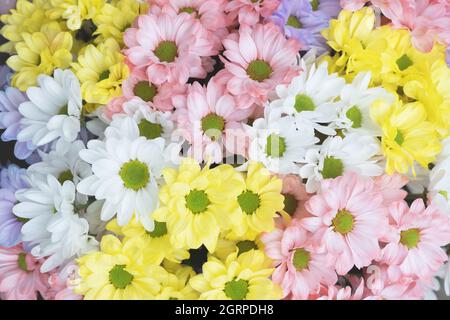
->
(246, 60), (272, 82)
(224, 279), (249, 300)
(332, 210), (354, 234)
(154, 41), (178, 63)
(185, 189), (210, 214)
(109, 265), (134, 289)
(119, 160), (150, 191)
(292, 248), (311, 271)
(138, 119), (163, 140)
(400, 228), (420, 249)
(238, 190), (261, 215)
(134, 81), (158, 102)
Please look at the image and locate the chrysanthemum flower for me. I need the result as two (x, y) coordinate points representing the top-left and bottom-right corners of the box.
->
(371, 98), (441, 175)
(270, 0), (340, 53)
(76, 235), (169, 300)
(156, 264), (198, 300)
(0, 244), (49, 300)
(261, 220), (337, 299)
(380, 199), (450, 278)
(17, 69), (82, 147)
(0, 164), (29, 247)
(72, 38), (129, 108)
(226, 0), (280, 25)
(221, 23), (300, 108)
(120, 68), (186, 112)
(152, 159), (241, 252)
(77, 134), (166, 231)
(225, 162), (284, 240)
(46, 262), (82, 300)
(47, 0), (105, 31)
(189, 250), (282, 300)
(0, 0), (54, 53)
(279, 174), (310, 218)
(6, 22), (73, 91)
(301, 172), (388, 275)
(106, 217), (190, 266)
(173, 80), (252, 163)
(124, 11), (217, 85)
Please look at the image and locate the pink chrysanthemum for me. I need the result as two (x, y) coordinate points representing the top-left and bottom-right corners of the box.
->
(374, 174), (408, 206)
(46, 263), (82, 300)
(0, 244), (49, 300)
(226, 0), (281, 25)
(124, 11), (217, 85)
(280, 175), (310, 219)
(380, 199), (450, 278)
(221, 23), (300, 109)
(341, 0), (450, 52)
(315, 281), (365, 300)
(261, 220), (337, 300)
(151, 0), (230, 51)
(173, 78), (252, 163)
(301, 172), (388, 275)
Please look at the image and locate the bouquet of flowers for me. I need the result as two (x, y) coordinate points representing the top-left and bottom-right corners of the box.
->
(0, 0), (449, 300)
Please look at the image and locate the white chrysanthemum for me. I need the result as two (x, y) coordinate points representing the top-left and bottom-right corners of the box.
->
(299, 133), (384, 192)
(269, 61), (345, 136)
(13, 174), (96, 273)
(17, 69), (82, 146)
(105, 99), (174, 142)
(428, 137), (450, 213)
(77, 134), (166, 231)
(334, 72), (393, 135)
(247, 113), (318, 174)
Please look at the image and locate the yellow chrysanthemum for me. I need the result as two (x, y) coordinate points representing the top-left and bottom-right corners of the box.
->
(189, 250), (282, 300)
(371, 98), (442, 175)
(71, 38), (129, 107)
(214, 237), (265, 262)
(76, 235), (170, 300)
(157, 263), (199, 300)
(107, 218), (190, 266)
(93, 0), (148, 45)
(0, 0), (55, 53)
(48, 0), (105, 31)
(222, 162), (284, 241)
(152, 158), (241, 253)
(6, 22), (73, 91)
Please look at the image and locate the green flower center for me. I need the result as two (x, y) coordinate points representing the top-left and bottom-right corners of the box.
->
(147, 221), (168, 238)
(396, 54), (413, 71)
(238, 190), (261, 215)
(292, 248), (311, 271)
(310, 0), (320, 11)
(179, 7), (199, 18)
(237, 240), (257, 256)
(439, 190), (448, 200)
(58, 170), (73, 184)
(134, 81), (158, 102)
(201, 114), (225, 141)
(99, 70), (110, 81)
(346, 106), (362, 128)
(185, 189), (210, 214)
(322, 157), (344, 179)
(286, 15), (302, 29)
(139, 119), (163, 140)
(119, 160), (150, 191)
(332, 210), (354, 235)
(154, 41), (178, 63)
(224, 279), (249, 300)
(394, 130), (404, 146)
(294, 94), (316, 112)
(58, 104), (69, 115)
(246, 60), (272, 82)
(266, 134), (287, 158)
(109, 265), (134, 289)
(400, 228), (421, 249)
(18, 253), (29, 272)
(283, 194), (298, 216)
